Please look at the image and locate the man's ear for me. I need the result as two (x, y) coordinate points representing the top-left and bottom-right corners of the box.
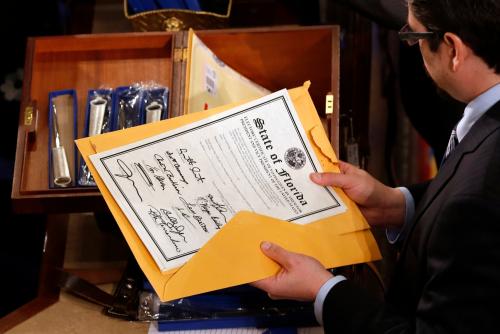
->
(443, 32), (467, 72)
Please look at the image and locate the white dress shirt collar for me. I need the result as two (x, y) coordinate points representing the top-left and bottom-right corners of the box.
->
(457, 83), (500, 142)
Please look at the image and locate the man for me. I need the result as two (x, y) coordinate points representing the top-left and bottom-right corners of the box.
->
(252, 0), (500, 332)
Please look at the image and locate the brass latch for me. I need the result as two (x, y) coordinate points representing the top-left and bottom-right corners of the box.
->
(24, 102), (38, 142)
(24, 105), (34, 126)
(325, 93), (334, 115)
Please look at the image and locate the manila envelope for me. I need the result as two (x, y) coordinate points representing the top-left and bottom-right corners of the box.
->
(76, 81), (381, 301)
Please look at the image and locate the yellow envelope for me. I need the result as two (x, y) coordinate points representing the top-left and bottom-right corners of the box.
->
(76, 82), (381, 301)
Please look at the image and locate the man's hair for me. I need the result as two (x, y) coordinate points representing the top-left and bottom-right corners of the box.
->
(410, 0), (500, 73)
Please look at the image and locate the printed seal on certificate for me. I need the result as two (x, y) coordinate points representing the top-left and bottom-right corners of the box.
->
(284, 147), (307, 170)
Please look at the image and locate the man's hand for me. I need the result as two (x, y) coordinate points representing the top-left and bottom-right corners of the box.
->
(310, 161), (405, 228)
(251, 242), (333, 301)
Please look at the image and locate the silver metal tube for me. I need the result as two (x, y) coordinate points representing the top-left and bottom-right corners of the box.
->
(145, 101), (162, 123)
(88, 97), (107, 136)
(51, 103), (72, 187)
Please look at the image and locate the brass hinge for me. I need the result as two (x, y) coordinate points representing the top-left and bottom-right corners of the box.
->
(173, 47), (188, 62)
(24, 105), (34, 126)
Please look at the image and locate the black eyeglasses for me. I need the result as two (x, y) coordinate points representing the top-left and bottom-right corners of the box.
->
(398, 24), (436, 46)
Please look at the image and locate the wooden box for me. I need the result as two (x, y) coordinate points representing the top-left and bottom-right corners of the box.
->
(12, 26), (340, 214)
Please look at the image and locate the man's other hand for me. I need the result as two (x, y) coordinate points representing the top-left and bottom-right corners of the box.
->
(310, 161), (405, 228)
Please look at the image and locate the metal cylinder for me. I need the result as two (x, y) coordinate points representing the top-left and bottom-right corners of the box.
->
(52, 146), (72, 187)
(145, 101), (162, 123)
(88, 97), (107, 136)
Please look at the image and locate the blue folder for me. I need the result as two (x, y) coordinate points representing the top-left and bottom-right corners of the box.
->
(156, 285), (317, 331)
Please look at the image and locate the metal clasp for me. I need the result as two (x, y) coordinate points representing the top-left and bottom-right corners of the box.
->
(325, 93), (334, 116)
(24, 105), (34, 126)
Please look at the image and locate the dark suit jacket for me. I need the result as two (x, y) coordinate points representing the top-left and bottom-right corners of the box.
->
(322, 101), (500, 333)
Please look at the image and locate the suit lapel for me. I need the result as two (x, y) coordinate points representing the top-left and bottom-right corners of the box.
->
(400, 102), (500, 251)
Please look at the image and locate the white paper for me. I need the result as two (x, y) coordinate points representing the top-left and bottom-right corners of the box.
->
(90, 90), (345, 272)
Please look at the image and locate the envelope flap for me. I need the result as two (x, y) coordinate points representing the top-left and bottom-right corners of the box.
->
(310, 124), (338, 165)
(162, 211), (381, 301)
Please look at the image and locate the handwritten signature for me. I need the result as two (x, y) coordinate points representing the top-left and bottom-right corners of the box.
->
(154, 154), (167, 172)
(165, 151), (188, 185)
(114, 159), (143, 202)
(178, 197), (208, 232)
(197, 194), (228, 229)
(145, 163), (167, 191)
(165, 170), (182, 195)
(178, 148), (197, 165)
(148, 205), (187, 253)
(190, 166), (206, 183)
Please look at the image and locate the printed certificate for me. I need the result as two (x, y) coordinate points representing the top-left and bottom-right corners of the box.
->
(90, 90), (346, 272)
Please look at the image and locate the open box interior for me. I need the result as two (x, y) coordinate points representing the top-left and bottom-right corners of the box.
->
(18, 33), (175, 196)
(13, 27), (338, 212)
